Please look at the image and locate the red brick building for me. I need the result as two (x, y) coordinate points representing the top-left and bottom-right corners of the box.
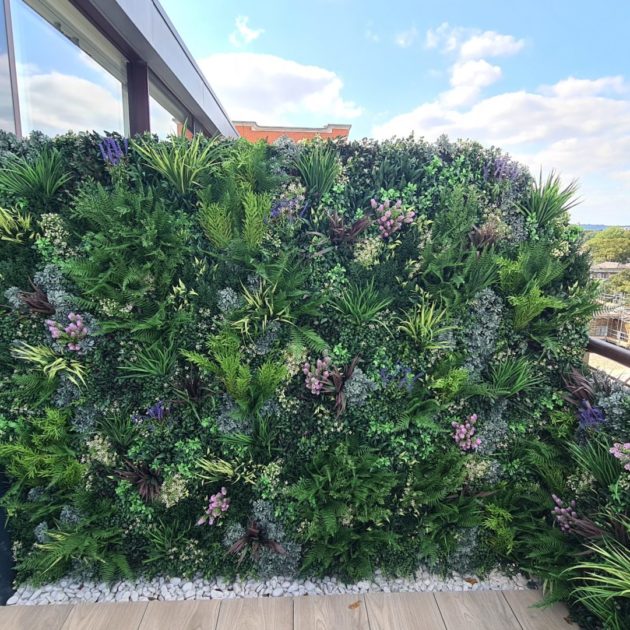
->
(233, 121), (351, 143)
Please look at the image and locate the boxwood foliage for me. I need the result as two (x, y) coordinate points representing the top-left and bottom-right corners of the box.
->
(1, 130), (628, 627)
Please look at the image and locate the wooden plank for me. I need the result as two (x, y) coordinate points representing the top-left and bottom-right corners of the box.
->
(365, 592), (446, 630)
(503, 590), (570, 630)
(216, 597), (293, 630)
(0, 604), (73, 630)
(294, 594), (369, 630)
(61, 602), (148, 630)
(434, 591), (521, 630)
(139, 600), (221, 630)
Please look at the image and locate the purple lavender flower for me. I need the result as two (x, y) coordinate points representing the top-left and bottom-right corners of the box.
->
(98, 136), (128, 166)
(482, 155), (523, 185)
(482, 162), (491, 182)
(146, 401), (169, 421)
(270, 202), (283, 219)
(299, 201), (310, 218)
(578, 401), (606, 431)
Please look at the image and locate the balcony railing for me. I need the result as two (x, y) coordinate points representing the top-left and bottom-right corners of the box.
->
(588, 336), (630, 369)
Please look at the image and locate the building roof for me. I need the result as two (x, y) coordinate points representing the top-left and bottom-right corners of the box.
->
(233, 121), (351, 143)
(592, 262), (630, 270)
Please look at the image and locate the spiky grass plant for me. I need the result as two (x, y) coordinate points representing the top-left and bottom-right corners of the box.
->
(398, 301), (455, 350)
(333, 279), (392, 326)
(295, 142), (340, 206)
(519, 171), (580, 231)
(0, 149), (70, 208)
(570, 539), (630, 630)
(0, 206), (35, 243)
(117, 461), (162, 502)
(118, 339), (177, 380)
(11, 343), (86, 386)
(133, 131), (227, 195)
(487, 357), (543, 398)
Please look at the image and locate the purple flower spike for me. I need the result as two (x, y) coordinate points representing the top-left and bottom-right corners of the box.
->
(98, 136), (128, 166)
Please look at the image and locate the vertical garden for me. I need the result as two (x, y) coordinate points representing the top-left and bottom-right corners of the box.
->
(0, 130), (628, 628)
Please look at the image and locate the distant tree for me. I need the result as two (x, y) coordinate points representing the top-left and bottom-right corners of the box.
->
(587, 227), (630, 263)
(603, 269), (630, 295)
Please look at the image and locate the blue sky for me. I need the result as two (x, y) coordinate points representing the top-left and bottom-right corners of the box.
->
(160, 0), (630, 225)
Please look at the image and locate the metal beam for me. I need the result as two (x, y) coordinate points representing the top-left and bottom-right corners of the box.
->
(3, 0), (22, 136)
(127, 60), (150, 135)
(72, 0), (237, 137)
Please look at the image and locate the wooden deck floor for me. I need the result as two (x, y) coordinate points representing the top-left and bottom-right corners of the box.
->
(0, 589), (570, 629)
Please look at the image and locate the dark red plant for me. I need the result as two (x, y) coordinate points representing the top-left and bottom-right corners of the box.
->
(227, 520), (286, 566)
(328, 212), (371, 246)
(19, 279), (55, 315)
(182, 367), (206, 403)
(469, 223), (499, 251)
(117, 461), (162, 502)
(309, 213), (372, 257)
(322, 356), (360, 417)
(562, 368), (613, 408)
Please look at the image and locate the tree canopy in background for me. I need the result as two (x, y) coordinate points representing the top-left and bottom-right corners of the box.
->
(587, 226), (630, 263)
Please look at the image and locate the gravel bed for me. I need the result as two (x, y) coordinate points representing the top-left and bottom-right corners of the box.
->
(6, 569), (532, 606)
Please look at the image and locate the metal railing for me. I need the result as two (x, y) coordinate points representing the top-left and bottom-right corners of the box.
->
(588, 336), (630, 368)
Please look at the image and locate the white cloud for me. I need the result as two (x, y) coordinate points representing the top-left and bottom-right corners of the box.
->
(544, 75), (626, 98)
(424, 22), (524, 60)
(395, 27), (418, 48)
(422, 25), (523, 110)
(373, 76), (630, 224)
(450, 60), (502, 88)
(459, 31), (525, 60)
(425, 22), (465, 52)
(441, 59), (502, 106)
(199, 53), (362, 125)
(229, 16), (264, 48)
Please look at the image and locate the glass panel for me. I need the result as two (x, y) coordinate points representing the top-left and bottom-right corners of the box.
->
(149, 95), (178, 139)
(149, 75), (188, 138)
(0, 1), (16, 133)
(10, 0), (127, 136)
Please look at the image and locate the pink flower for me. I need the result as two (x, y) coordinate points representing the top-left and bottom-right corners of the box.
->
(452, 414), (481, 452)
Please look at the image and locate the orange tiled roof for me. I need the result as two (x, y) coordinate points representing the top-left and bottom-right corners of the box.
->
(233, 121), (351, 143)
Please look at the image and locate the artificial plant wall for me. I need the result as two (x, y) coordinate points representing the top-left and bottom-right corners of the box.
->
(0, 130), (628, 628)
